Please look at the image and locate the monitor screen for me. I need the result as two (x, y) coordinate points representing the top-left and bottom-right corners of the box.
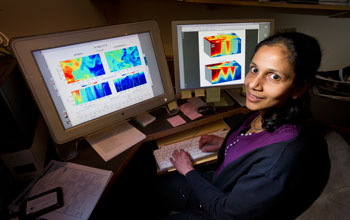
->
(11, 21), (174, 144)
(172, 19), (274, 94)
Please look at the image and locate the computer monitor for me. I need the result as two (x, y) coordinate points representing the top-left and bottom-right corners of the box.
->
(11, 20), (174, 144)
(172, 19), (274, 94)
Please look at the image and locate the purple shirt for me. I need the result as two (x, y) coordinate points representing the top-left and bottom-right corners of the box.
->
(215, 113), (298, 175)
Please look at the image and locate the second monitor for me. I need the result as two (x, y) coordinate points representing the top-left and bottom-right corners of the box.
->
(172, 19), (274, 94)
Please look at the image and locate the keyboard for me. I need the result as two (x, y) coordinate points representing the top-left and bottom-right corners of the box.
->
(153, 129), (229, 172)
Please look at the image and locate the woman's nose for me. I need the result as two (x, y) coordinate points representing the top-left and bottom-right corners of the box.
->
(248, 74), (263, 91)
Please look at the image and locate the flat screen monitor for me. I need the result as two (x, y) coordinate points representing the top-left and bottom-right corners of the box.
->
(11, 20), (174, 144)
(172, 19), (274, 94)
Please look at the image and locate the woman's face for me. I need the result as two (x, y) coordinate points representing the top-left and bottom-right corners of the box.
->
(245, 44), (297, 112)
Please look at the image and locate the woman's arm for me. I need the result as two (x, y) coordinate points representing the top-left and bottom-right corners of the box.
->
(170, 149), (194, 175)
(185, 169), (285, 220)
(170, 134), (224, 175)
(199, 135), (224, 152)
(170, 152), (284, 219)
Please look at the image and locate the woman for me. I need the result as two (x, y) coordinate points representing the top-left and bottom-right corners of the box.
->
(160, 32), (330, 220)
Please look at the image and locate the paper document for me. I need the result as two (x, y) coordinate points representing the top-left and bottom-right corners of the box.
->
(179, 102), (203, 120)
(167, 101), (179, 111)
(181, 90), (192, 99)
(10, 160), (112, 220)
(86, 121), (146, 162)
(206, 87), (221, 103)
(194, 88), (205, 97)
(167, 115), (186, 127)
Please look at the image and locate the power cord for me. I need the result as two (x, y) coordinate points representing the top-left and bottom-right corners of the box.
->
(0, 32), (13, 56)
(0, 32), (9, 47)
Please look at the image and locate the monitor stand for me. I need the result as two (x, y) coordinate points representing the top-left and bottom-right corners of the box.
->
(225, 88), (246, 106)
(132, 112), (156, 127)
(53, 140), (79, 161)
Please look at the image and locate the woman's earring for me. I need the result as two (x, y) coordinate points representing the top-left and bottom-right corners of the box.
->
(292, 96), (298, 100)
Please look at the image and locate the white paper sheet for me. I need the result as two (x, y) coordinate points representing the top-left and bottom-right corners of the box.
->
(10, 160), (112, 220)
(86, 121), (146, 162)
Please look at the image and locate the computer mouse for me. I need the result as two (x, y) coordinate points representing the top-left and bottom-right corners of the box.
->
(197, 105), (216, 115)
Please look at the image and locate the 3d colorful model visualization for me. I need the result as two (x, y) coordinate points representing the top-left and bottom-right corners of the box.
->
(105, 46), (142, 72)
(71, 82), (112, 105)
(204, 33), (241, 57)
(60, 54), (106, 84)
(114, 72), (147, 92)
(205, 61), (241, 84)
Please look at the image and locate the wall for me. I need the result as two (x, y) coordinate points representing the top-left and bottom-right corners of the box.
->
(275, 13), (350, 71)
(1, 0), (349, 70)
(92, 0), (350, 71)
(0, 0), (107, 40)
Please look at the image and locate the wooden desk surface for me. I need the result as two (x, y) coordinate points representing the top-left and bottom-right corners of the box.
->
(71, 104), (249, 186)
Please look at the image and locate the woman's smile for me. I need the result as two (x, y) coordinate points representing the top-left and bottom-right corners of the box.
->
(246, 90), (264, 103)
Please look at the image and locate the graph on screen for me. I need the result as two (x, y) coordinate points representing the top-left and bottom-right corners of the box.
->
(204, 33), (241, 57)
(71, 82), (112, 105)
(60, 54), (106, 84)
(113, 72), (147, 92)
(105, 46), (142, 72)
(205, 60), (241, 84)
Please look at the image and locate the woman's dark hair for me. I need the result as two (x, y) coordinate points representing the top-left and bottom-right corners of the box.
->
(253, 32), (322, 132)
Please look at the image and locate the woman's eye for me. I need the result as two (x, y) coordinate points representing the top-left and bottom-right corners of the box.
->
(269, 73), (281, 80)
(251, 67), (258, 73)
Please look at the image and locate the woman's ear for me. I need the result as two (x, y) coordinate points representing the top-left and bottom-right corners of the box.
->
(292, 83), (311, 99)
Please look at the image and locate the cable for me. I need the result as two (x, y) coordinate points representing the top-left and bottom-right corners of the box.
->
(0, 50), (11, 56)
(0, 32), (13, 56)
(0, 32), (9, 47)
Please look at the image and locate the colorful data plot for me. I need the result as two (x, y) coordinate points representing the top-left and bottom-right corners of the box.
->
(113, 72), (147, 92)
(105, 46), (141, 72)
(60, 54), (106, 84)
(71, 82), (112, 105)
(205, 61), (241, 84)
(204, 33), (241, 57)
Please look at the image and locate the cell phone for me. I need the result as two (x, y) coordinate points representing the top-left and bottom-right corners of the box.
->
(19, 187), (64, 219)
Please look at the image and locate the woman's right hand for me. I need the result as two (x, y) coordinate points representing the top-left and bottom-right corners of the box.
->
(199, 135), (224, 153)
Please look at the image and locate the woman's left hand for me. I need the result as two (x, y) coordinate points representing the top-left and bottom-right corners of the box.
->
(170, 149), (194, 176)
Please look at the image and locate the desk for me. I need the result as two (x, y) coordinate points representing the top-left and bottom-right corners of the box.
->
(70, 104), (249, 189)
(3, 104), (247, 219)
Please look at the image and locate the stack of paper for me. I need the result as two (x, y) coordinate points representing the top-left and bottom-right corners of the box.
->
(10, 160), (112, 220)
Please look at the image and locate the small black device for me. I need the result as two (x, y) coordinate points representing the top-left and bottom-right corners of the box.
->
(197, 105), (216, 115)
(19, 187), (64, 219)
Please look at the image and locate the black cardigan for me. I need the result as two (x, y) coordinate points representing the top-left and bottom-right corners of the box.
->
(184, 114), (330, 220)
